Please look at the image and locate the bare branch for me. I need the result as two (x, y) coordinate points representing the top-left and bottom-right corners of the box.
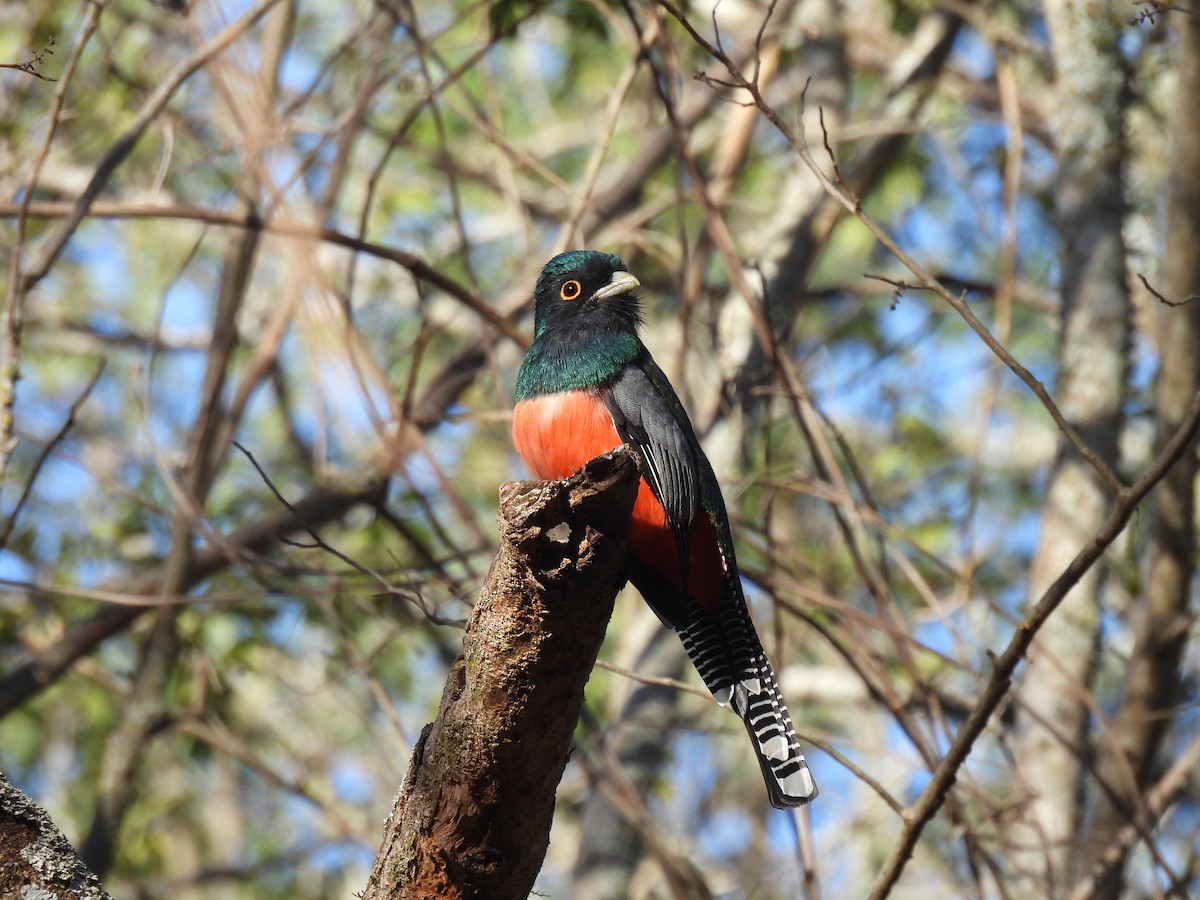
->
(18, 0), (285, 297)
(0, 359), (105, 549)
(0, 475), (386, 719)
(2, 12), (99, 490)
(0, 35), (57, 82)
(1138, 272), (1200, 308)
(868, 386), (1200, 898)
(1068, 733), (1200, 900)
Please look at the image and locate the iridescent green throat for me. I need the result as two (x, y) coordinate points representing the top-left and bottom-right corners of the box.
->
(515, 332), (639, 400)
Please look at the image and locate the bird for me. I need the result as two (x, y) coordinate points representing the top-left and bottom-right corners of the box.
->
(512, 249), (818, 809)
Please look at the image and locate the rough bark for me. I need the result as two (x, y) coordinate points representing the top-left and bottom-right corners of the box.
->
(1011, 0), (1130, 886)
(363, 449), (640, 900)
(1080, 3), (1200, 894)
(0, 771), (111, 900)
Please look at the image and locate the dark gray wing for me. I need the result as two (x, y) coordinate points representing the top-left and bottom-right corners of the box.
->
(604, 355), (699, 587)
(607, 355), (819, 808)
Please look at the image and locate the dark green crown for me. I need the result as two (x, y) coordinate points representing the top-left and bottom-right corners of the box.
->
(535, 249), (625, 293)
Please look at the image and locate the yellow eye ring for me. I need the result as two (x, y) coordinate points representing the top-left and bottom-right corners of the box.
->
(560, 279), (582, 301)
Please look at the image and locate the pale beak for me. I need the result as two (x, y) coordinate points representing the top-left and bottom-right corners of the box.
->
(589, 270), (640, 301)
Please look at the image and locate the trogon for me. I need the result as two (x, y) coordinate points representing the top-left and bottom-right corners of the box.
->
(512, 250), (818, 808)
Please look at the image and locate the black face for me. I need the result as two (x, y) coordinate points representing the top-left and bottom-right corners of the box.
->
(531, 250), (642, 339)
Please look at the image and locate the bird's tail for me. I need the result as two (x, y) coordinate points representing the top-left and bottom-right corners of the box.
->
(727, 652), (818, 808)
(677, 599), (818, 808)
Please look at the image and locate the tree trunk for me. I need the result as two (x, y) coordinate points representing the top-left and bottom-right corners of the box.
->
(1011, 0), (1130, 888)
(363, 449), (639, 899)
(1078, 3), (1200, 894)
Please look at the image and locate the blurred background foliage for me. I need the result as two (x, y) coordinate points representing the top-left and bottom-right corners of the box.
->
(1, 0), (1197, 897)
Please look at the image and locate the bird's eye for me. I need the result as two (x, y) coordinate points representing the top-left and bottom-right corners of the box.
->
(560, 279), (582, 301)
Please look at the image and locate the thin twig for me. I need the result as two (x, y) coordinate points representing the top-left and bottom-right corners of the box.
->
(0, 360), (105, 549)
(1138, 272), (1199, 308)
(0, 35), (58, 81)
(232, 441), (463, 629)
(232, 441), (383, 584)
(818, 104), (846, 185)
(593, 659), (714, 702)
(2, 12), (99, 490)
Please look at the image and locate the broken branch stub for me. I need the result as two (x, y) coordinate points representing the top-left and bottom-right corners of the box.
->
(364, 447), (640, 899)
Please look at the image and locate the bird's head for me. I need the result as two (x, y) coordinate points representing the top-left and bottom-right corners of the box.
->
(531, 250), (643, 340)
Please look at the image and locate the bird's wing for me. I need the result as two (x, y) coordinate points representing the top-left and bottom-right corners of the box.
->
(604, 355), (699, 586)
(606, 353), (819, 808)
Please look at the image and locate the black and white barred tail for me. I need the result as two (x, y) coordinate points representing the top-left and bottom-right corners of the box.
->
(677, 596), (818, 808)
(727, 655), (818, 808)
